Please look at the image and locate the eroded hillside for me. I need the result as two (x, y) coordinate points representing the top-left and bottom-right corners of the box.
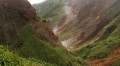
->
(56, 0), (120, 49)
(34, 0), (120, 66)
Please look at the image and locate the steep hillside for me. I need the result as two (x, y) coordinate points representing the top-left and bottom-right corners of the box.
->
(34, 0), (120, 48)
(0, 45), (53, 66)
(0, 0), (61, 46)
(33, 0), (67, 35)
(0, 0), (87, 66)
(57, 0), (120, 49)
(33, 0), (66, 23)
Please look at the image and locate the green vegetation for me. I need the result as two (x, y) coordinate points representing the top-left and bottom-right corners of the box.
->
(2, 0), (120, 65)
(0, 3), (87, 65)
(76, 36), (120, 59)
(0, 44), (53, 66)
(0, 45), (22, 66)
(0, 24), (87, 66)
(20, 25), (69, 66)
(59, 32), (71, 41)
(33, 0), (120, 65)
(112, 58), (120, 66)
(8, 24), (87, 66)
(58, 27), (79, 41)
(33, 0), (66, 23)
(75, 15), (120, 60)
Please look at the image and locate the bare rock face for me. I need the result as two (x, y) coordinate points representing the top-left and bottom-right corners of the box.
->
(0, 0), (37, 44)
(0, 0), (37, 21)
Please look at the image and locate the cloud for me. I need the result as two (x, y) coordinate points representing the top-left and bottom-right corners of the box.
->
(28, 0), (46, 4)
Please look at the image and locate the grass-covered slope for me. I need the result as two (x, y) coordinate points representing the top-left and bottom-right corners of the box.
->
(73, 14), (120, 66)
(0, 45), (54, 66)
(12, 24), (87, 66)
(33, 0), (66, 23)
(76, 15), (120, 60)
(18, 24), (71, 66)
(0, 20), (87, 66)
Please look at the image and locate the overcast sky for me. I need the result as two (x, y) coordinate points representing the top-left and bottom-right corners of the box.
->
(28, 0), (46, 4)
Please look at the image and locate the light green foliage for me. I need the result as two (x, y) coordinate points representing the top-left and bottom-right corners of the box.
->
(0, 45), (54, 66)
(22, 59), (54, 66)
(0, 45), (22, 66)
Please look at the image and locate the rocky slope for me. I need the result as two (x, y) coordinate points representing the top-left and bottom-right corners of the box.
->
(0, 0), (35, 44)
(0, 0), (61, 46)
(34, 0), (120, 65)
(56, 0), (120, 48)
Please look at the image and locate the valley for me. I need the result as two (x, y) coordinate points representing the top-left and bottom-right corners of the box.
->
(0, 0), (120, 66)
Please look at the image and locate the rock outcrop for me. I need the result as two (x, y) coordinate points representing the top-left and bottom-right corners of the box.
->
(0, 0), (61, 45)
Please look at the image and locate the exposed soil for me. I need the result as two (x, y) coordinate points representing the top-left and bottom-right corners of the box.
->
(86, 45), (120, 66)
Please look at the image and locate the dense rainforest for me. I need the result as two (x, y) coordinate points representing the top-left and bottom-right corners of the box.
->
(0, 0), (120, 66)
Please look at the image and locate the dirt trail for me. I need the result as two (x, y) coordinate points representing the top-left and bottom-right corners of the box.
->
(86, 46), (120, 66)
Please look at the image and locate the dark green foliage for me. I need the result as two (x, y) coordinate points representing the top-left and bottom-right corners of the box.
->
(20, 25), (64, 65)
(11, 24), (86, 66)
(97, 25), (117, 41)
(9, 24), (84, 66)
(76, 36), (120, 59)
(112, 58), (120, 66)
(76, 15), (120, 60)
